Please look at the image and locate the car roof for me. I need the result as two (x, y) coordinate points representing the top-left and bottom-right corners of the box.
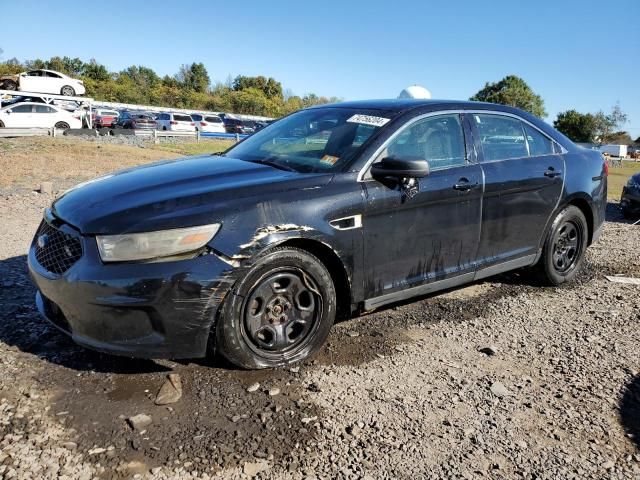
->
(308, 99), (527, 115)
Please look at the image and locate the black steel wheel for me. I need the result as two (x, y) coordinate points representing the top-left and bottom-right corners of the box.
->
(54, 121), (70, 130)
(243, 270), (321, 354)
(216, 247), (336, 369)
(537, 205), (588, 285)
(60, 85), (75, 96)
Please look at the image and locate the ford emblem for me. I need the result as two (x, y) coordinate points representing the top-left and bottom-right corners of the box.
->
(37, 234), (49, 249)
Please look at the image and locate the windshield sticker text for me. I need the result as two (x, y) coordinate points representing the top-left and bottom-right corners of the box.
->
(346, 114), (390, 128)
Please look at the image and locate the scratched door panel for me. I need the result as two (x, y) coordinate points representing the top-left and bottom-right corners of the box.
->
(361, 163), (482, 299)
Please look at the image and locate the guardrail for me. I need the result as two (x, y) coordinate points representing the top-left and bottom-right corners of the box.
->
(0, 127), (249, 141)
(0, 127), (52, 138)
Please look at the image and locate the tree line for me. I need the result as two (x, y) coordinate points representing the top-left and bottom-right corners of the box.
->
(469, 75), (635, 145)
(0, 53), (341, 117)
(0, 51), (634, 143)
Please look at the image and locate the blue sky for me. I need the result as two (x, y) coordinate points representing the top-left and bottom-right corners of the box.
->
(1, 0), (638, 136)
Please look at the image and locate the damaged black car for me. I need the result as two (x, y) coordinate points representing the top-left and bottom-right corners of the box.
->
(28, 100), (607, 369)
(620, 172), (640, 219)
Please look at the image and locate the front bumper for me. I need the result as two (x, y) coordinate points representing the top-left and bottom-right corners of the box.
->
(621, 187), (640, 213)
(28, 226), (236, 359)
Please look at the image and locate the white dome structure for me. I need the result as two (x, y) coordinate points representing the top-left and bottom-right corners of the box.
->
(398, 85), (432, 100)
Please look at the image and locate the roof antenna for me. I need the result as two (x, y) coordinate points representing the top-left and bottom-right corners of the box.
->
(398, 85), (432, 99)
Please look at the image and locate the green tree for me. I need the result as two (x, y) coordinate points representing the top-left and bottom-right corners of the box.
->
(470, 75), (547, 117)
(233, 75), (283, 99)
(177, 62), (210, 93)
(554, 105), (628, 144)
(553, 110), (598, 143)
(593, 104), (628, 143)
(83, 59), (110, 81)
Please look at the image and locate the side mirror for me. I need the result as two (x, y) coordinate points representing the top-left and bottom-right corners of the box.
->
(370, 156), (430, 179)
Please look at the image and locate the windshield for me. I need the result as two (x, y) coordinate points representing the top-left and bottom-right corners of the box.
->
(224, 107), (395, 173)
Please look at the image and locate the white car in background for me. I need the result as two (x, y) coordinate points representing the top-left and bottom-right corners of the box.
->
(0, 69), (86, 96)
(0, 102), (82, 129)
(156, 112), (196, 132)
(191, 113), (226, 133)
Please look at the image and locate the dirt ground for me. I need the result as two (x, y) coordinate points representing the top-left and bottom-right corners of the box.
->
(0, 137), (639, 479)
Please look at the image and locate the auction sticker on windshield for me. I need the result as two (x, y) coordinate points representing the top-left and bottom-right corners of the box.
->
(346, 114), (390, 127)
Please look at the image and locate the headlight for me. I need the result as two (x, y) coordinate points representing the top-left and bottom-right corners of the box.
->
(96, 223), (220, 262)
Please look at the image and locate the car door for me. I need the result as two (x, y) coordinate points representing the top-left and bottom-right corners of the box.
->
(32, 105), (56, 127)
(471, 113), (565, 270)
(45, 71), (64, 94)
(361, 113), (483, 307)
(6, 104), (35, 127)
(19, 71), (42, 92)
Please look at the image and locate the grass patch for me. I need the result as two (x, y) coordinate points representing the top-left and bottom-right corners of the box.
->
(0, 137), (234, 191)
(150, 139), (234, 156)
(608, 160), (640, 200)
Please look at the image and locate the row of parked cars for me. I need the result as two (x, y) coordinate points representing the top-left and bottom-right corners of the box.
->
(93, 109), (268, 134)
(0, 99), (269, 133)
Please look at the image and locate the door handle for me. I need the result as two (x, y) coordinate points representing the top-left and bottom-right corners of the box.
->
(453, 178), (479, 191)
(544, 167), (562, 178)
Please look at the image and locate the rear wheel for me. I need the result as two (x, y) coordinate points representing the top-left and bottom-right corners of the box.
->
(216, 247), (336, 369)
(1, 80), (17, 90)
(0, 120), (4, 128)
(54, 121), (70, 130)
(537, 205), (588, 285)
(60, 85), (75, 96)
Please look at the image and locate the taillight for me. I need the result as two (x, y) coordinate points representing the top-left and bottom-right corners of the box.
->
(603, 155), (609, 177)
(73, 115), (80, 120)
(170, 121), (178, 125)
(200, 122), (207, 126)
(191, 122), (195, 126)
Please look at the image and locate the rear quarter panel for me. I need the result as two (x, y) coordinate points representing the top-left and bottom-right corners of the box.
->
(561, 148), (607, 243)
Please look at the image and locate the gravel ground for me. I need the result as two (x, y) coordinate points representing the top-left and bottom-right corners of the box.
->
(0, 191), (639, 479)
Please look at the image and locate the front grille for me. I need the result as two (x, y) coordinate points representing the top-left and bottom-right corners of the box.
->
(34, 219), (83, 275)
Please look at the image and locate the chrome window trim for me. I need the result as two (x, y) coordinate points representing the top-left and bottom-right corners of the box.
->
(357, 109), (568, 182)
(469, 111), (568, 161)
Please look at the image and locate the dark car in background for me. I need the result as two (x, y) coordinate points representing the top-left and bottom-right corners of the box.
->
(620, 172), (640, 218)
(224, 118), (256, 134)
(113, 111), (157, 130)
(28, 100), (607, 369)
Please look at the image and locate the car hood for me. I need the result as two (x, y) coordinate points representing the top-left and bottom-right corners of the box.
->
(52, 155), (331, 235)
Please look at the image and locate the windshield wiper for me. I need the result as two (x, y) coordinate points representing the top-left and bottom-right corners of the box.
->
(249, 158), (297, 172)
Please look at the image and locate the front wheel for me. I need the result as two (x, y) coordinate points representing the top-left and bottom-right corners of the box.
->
(216, 247), (336, 369)
(60, 86), (75, 96)
(54, 121), (70, 130)
(536, 205), (588, 285)
(0, 120), (4, 128)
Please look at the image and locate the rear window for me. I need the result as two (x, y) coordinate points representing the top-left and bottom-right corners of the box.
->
(523, 124), (554, 156)
(191, 114), (203, 121)
(102, 110), (118, 116)
(474, 114), (528, 161)
(205, 116), (223, 123)
(174, 115), (192, 122)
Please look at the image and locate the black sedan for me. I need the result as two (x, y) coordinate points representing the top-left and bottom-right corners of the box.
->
(28, 100), (607, 369)
(620, 172), (640, 219)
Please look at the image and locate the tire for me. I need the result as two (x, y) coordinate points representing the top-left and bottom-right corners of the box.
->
(216, 247), (336, 369)
(162, 126), (167, 131)
(1, 80), (17, 90)
(60, 85), (75, 96)
(54, 121), (70, 130)
(0, 120), (4, 128)
(536, 205), (588, 285)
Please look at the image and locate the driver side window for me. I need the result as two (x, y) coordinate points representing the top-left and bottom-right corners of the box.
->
(383, 114), (466, 171)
